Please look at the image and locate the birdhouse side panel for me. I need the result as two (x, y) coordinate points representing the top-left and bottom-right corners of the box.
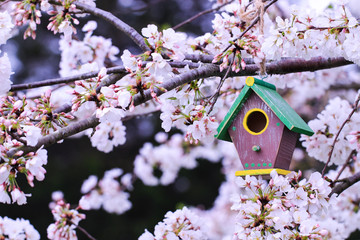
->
(274, 129), (298, 169)
(228, 92), (285, 170)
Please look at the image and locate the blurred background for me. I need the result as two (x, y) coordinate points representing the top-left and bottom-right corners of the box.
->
(1, 0), (360, 239)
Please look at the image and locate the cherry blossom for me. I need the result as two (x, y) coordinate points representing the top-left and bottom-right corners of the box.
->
(301, 97), (360, 166)
(134, 132), (222, 186)
(0, 216), (40, 240)
(138, 207), (208, 240)
(1, 0), (360, 239)
(79, 168), (132, 214)
(231, 170), (335, 239)
(47, 192), (86, 240)
(0, 53), (12, 96)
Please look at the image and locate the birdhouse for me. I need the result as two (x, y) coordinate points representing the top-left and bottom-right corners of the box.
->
(215, 77), (314, 176)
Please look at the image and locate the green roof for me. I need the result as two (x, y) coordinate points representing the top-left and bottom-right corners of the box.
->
(215, 77), (314, 142)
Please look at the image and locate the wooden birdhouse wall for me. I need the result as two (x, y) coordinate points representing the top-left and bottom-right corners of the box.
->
(228, 91), (298, 170)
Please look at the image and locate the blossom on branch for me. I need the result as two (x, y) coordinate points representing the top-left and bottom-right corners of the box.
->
(231, 170), (336, 239)
(47, 191), (86, 240)
(79, 168), (132, 215)
(138, 207), (208, 240)
(0, 216), (40, 240)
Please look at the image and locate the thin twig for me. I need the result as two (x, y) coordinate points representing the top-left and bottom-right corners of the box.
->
(333, 149), (356, 183)
(75, 223), (97, 240)
(173, 0), (235, 30)
(208, 53), (236, 114)
(322, 94), (360, 177)
(73, 1), (150, 52)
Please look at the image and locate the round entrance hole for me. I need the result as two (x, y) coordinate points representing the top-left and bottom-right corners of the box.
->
(243, 108), (269, 135)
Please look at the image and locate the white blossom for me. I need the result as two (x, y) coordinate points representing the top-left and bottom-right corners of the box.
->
(138, 207), (208, 240)
(0, 53), (12, 95)
(23, 125), (42, 147)
(0, 11), (14, 45)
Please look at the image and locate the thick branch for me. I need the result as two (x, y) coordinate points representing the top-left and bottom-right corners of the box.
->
(10, 61), (204, 92)
(261, 57), (352, 75)
(133, 64), (219, 106)
(6, 56), (354, 157)
(331, 171), (360, 196)
(7, 65), (219, 157)
(7, 115), (99, 157)
(74, 1), (150, 52)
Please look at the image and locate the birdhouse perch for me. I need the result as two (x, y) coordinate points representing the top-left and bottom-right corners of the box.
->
(215, 77), (314, 176)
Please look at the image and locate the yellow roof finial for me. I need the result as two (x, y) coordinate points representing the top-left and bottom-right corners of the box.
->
(245, 76), (255, 86)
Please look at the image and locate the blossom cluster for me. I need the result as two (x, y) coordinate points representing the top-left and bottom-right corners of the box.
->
(134, 132), (222, 186)
(0, 216), (40, 240)
(138, 207), (208, 240)
(3, 0), (360, 238)
(0, 10), (13, 96)
(159, 80), (220, 144)
(141, 24), (187, 61)
(325, 157), (360, 239)
(261, 2), (360, 64)
(121, 49), (171, 103)
(231, 170), (337, 239)
(79, 168), (132, 215)
(59, 20), (119, 77)
(12, 0), (96, 40)
(0, 85), (79, 205)
(0, 96), (50, 205)
(301, 96), (360, 166)
(47, 191), (86, 240)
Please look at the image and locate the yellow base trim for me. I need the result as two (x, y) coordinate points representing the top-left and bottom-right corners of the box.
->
(235, 168), (291, 176)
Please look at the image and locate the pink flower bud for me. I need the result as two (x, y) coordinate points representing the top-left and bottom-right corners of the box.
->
(98, 67), (107, 79)
(319, 229), (329, 236)
(14, 150), (24, 157)
(45, 89), (52, 99)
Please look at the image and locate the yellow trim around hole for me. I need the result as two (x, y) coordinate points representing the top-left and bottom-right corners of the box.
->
(243, 108), (269, 135)
(245, 76), (255, 86)
(235, 168), (291, 176)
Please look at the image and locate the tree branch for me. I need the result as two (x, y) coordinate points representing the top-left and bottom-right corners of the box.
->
(75, 223), (97, 240)
(10, 67), (127, 91)
(331, 171), (360, 196)
(333, 150), (356, 183)
(262, 57), (352, 75)
(6, 65), (220, 157)
(7, 114), (99, 158)
(6, 56), (354, 158)
(10, 61), (204, 92)
(74, 1), (150, 52)
(322, 93), (360, 176)
(208, 53), (235, 114)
